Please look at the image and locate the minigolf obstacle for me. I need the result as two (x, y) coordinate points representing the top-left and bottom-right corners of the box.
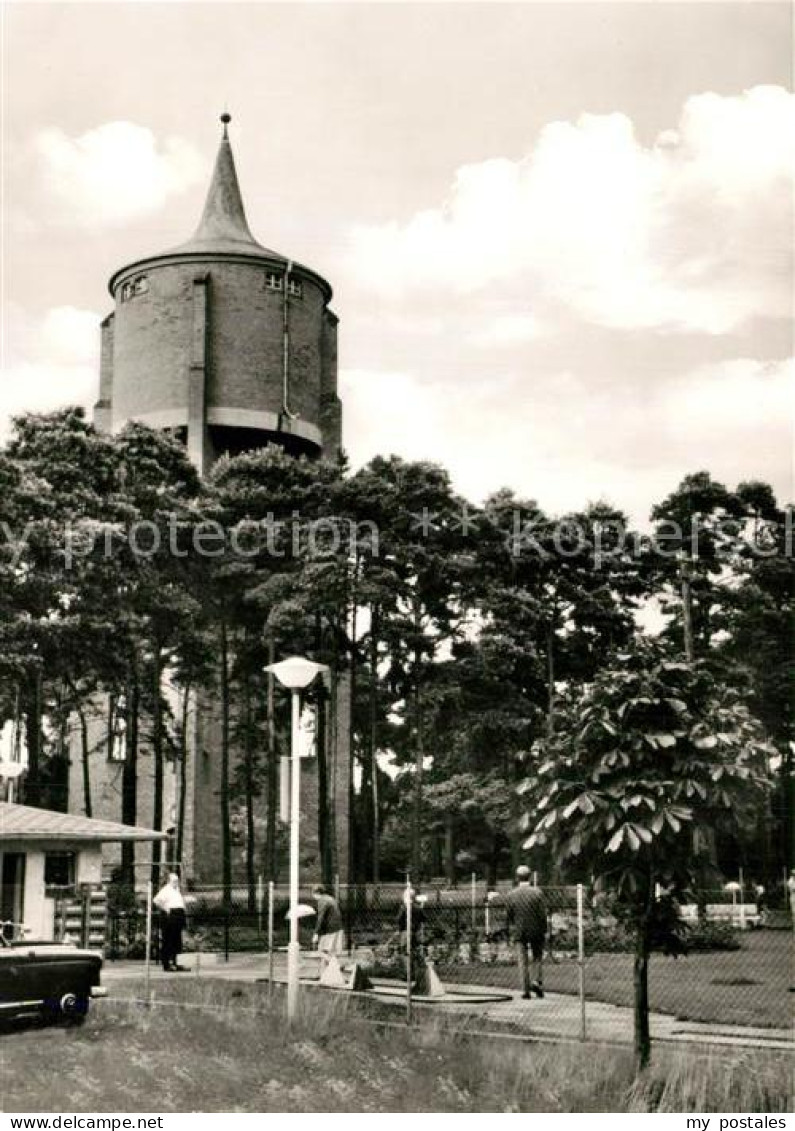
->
(318, 954), (347, 988)
(348, 963), (374, 991)
(412, 959), (446, 998)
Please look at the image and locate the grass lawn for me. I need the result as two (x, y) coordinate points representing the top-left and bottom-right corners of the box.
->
(441, 929), (793, 1029)
(0, 980), (790, 1113)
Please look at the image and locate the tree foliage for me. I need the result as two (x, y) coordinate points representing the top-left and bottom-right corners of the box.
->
(0, 409), (789, 906)
(521, 639), (772, 1065)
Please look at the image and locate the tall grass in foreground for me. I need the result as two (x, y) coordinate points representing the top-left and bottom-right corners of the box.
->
(104, 980), (794, 1113)
(623, 1049), (791, 1114)
(5, 979), (788, 1113)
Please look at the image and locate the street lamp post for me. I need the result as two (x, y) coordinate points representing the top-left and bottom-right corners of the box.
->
(264, 655), (329, 1023)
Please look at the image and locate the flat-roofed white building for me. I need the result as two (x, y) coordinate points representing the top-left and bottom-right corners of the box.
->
(0, 803), (165, 945)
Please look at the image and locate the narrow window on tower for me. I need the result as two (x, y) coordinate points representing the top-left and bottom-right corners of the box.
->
(265, 272), (283, 291)
(287, 278), (303, 299)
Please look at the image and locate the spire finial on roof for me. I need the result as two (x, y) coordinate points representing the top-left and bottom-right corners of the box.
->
(181, 117), (258, 249)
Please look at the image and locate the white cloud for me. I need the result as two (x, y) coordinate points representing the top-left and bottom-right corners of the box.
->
(348, 86), (794, 334)
(1, 305), (99, 438)
(467, 312), (541, 347)
(663, 356), (793, 434)
(36, 307), (100, 366)
(341, 355), (793, 524)
(31, 122), (203, 228)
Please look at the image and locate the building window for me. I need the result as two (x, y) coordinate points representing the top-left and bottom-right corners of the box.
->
(44, 852), (76, 890)
(120, 275), (149, 302)
(108, 695), (127, 762)
(264, 272), (303, 298)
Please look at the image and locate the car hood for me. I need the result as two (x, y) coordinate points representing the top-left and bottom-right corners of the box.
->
(1, 943), (102, 961)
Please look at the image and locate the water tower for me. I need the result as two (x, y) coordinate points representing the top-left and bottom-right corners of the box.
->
(95, 114), (341, 473)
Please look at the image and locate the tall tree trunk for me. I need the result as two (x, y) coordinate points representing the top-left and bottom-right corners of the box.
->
(151, 648), (164, 885)
(22, 672), (43, 807)
(219, 620), (232, 908)
(411, 644), (424, 880)
(680, 556), (695, 663)
(264, 638), (278, 883)
(510, 783), (521, 874)
(176, 684), (191, 868)
(487, 831), (500, 889)
(369, 606), (380, 884)
(316, 681), (333, 887)
(505, 747), (521, 873)
(633, 919), (652, 1070)
(347, 573), (359, 886)
(121, 668), (139, 884)
(372, 763), (380, 886)
(444, 813), (455, 887)
(780, 744), (793, 873)
(544, 619), (562, 881)
(66, 680), (92, 818)
(430, 832), (442, 876)
(242, 671), (256, 912)
(327, 645), (340, 881)
(545, 620), (556, 739)
(78, 705), (92, 818)
(314, 613), (333, 887)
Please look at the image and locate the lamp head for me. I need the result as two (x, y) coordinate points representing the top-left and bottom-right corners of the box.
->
(265, 655), (329, 690)
(0, 762), (26, 780)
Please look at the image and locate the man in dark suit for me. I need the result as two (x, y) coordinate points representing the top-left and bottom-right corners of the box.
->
(505, 865), (547, 999)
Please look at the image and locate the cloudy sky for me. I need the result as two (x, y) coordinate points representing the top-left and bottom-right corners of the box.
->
(2, 1), (792, 525)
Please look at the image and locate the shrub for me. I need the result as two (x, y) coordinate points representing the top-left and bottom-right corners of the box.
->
(684, 921), (741, 951)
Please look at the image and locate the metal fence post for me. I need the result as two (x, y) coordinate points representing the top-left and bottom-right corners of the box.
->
(256, 873), (264, 937)
(577, 882), (586, 1041)
(267, 880), (275, 996)
(144, 880), (153, 1009)
(471, 872), (477, 929)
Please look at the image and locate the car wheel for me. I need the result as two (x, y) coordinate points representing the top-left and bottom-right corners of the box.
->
(59, 992), (90, 1026)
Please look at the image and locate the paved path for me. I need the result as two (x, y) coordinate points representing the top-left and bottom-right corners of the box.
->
(102, 952), (793, 1053)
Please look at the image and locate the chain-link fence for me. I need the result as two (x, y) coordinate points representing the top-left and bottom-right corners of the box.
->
(102, 877), (792, 1044)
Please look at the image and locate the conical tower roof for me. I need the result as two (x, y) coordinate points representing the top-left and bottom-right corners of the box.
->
(169, 114), (282, 258)
(108, 115), (332, 300)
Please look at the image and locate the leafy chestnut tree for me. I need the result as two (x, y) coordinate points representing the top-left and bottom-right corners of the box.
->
(521, 641), (771, 1069)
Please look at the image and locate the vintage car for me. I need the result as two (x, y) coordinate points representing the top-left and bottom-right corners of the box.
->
(0, 934), (107, 1026)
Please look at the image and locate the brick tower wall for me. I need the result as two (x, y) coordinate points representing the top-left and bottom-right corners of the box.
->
(109, 258), (331, 443)
(189, 673), (351, 888)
